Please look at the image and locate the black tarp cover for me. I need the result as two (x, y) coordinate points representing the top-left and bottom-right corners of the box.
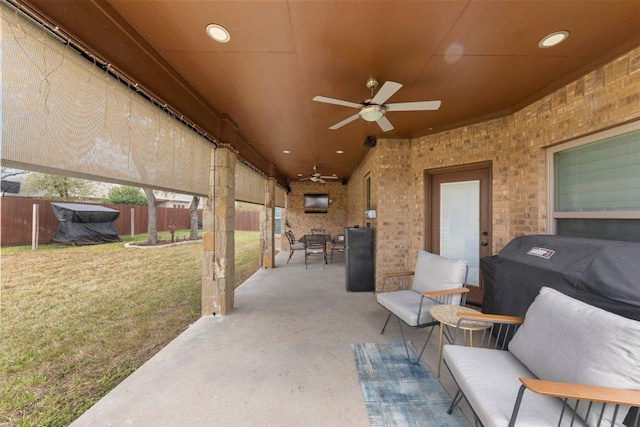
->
(481, 235), (640, 321)
(51, 203), (121, 245)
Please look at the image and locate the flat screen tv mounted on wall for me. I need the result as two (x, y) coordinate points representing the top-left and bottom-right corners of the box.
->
(304, 193), (329, 213)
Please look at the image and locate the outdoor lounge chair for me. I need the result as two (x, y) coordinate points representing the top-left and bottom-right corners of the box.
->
(377, 250), (468, 365)
(443, 287), (640, 427)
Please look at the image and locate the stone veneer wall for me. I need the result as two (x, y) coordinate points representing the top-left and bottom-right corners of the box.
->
(346, 47), (640, 291)
(285, 181), (348, 243)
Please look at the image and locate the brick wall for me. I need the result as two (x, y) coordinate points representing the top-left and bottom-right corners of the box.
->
(345, 47), (640, 290)
(285, 181), (348, 242)
(375, 139), (415, 275)
(347, 148), (376, 227)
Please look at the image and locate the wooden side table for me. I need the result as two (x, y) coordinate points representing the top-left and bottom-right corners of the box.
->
(429, 304), (492, 377)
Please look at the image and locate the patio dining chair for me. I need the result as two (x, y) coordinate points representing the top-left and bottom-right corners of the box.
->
(285, 230), (305, 263)
(377, 250), (468, 365)
(303, 234), (327, 269)
(330, 234), (345, 263)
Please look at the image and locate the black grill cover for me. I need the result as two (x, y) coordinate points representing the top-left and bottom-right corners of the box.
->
(481, 235), (640, 321)
(51, 203), (121, 245)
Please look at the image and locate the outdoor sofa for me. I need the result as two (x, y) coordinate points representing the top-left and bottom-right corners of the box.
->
(443, 287), (640, 426)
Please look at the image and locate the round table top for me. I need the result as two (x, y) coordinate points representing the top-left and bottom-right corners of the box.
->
(429, 304), (491, 331)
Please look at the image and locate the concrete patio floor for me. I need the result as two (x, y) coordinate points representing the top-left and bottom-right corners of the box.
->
(71, 250), (472, 426)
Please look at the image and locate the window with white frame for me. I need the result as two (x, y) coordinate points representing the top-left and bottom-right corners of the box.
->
(547, 121), (640, 242)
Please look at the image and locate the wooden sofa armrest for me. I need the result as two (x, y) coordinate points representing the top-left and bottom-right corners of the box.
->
(457, 312), (524, 324)
(520, 377), (640, 407)
(422, 287), (470, 298)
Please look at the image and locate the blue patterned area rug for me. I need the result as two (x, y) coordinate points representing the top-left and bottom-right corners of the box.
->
(351, 342), (470, 427)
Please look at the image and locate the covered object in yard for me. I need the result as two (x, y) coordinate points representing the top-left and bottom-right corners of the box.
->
(481, 234), (640, 321)
(51, 203), (121, 245)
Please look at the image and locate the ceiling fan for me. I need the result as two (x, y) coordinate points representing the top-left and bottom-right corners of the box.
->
(313, 78), (441, 132)
(299, 165), (338, 184)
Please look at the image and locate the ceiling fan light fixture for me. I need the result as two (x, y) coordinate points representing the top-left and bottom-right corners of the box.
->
(538, 31), (569, 48)
(359, 105), (385, 122)
(206, 24), (231, 43)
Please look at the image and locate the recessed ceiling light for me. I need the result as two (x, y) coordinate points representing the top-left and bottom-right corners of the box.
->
(206, 23), (230, 43)
(538, 31), (569, 48)
(283, 150), (290, 154)
(336, 150), (344, 154)
(297, 173), (303, 177)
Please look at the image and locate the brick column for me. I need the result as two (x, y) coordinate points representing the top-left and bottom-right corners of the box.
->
(202, 147), (235, 316)
(260, 178), (275, 268)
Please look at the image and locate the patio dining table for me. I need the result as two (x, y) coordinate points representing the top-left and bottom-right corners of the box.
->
(298, 234), (333, 245)
(299, 234), (332, 268)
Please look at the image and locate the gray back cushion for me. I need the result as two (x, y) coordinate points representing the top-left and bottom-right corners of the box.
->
(411, 250), (467, 305)
(509, 287), (640, 426)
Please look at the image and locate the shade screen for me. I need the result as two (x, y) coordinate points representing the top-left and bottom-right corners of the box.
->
(554, 129), (640, 212)
(1, 4), (213, 196)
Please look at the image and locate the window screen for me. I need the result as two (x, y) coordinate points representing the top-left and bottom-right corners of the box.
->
(549, 123), (640, 242)
(554, 130), (640, 212)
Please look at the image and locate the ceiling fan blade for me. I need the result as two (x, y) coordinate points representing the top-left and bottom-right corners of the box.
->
(329, 113), (360, 130)
(313, 96), (362, 109)
(319, 176), (338, 179)
(376, 115), (394, 132)
(317, 178), (326, 184)
(370, 81), (402, 105)
(299, 177), (311, 181)
(386, 100), (441, 111)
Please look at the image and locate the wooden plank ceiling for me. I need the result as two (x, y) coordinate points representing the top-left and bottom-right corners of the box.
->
(14, 0), (640, 185)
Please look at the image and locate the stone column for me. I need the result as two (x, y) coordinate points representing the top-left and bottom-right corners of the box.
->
(202, 147), (235, 316)
(260, 178), (276, 268)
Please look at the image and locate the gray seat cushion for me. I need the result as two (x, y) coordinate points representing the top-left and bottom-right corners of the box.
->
(377, 251), (467, 327)
(412, 250), (468, 303)
(376, 290), (435, 327)
(509, 287), (640, 426)
(443, 346), (583, 427)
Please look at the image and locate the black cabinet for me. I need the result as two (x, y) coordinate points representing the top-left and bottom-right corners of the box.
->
(345, 227), (374, 292)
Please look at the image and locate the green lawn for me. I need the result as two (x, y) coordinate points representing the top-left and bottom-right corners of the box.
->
(0, 230), (261, 426)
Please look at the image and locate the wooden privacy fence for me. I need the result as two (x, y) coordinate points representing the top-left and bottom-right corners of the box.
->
(235, 210), (261, 232)
(0, 197), (260, 246)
